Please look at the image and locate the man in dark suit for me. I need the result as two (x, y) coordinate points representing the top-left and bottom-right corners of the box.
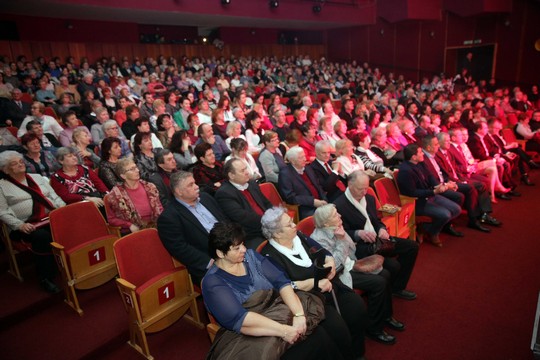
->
(486, 118), (538, 185)
(396, 144), (462, 247)
(309, 140), (346, 202)
(436, 132), (501, 227)
(278, 146), (328, 220)
(1, 89), (31, 128)
(404, 101), (420, 127)
(334, 170), (419, 300)
(157, 171), (228, 285)
(422, 135), (493, 233)
(215, 158), (272, 249)
(467, 120), (517, 192)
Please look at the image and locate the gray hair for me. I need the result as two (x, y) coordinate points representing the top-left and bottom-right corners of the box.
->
(95, 107), (108, 117)
(0, 151), (23, 170)
(170, 171), (194, 193)
(261, 206), (287, 240)
(315, 140), (332, 154)
(115, 158), (135, 176)
(313, 204), (337, 229)
(285, 146), (304, 162)
(72, 128), (87, 143)
(348, 169), (369, 185)
(102, 120), (119, 131)
(56, 147), (77, 161)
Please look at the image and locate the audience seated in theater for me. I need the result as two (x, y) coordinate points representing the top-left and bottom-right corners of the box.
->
(192, 142), (224, 196)
(259, 206), (367, 358)
(421, 135), (495, 233)
(173, 96), (192, 130)
(245, 110), (265, 154)
(77, 73), (99, 102)
(224, 120), (246, 149)
(298, 122), (320, 163)
(370, 126), (401, 167)
(515, 113), (540, 153)
(404, 102), (420, 126)
(196, 122), (230, 161)
(311, 203), (403, 345)
(318, 116), (340, 147)
(35, 78), (57, 106)
(435, 132), (502, 227)
(334, 119), (348, 141)
(309, 140), (346, 203)
(278, 146), (328, 220)
(18, 102), (63, 140)
(157, 171), (228, 285)
(50, 147), (108, 207)
(225, 138), (262, 181)
(21, 133), (60, 178)
(272, 109), (290, 142)
(147, 149), (177, 207)
(121, 105), (140, 140)
(98, 137), (123, 190)
(215, 158), (272, 249)
(467, 121), (517, 192)
(72, 128), (100, 169)
(202, 222), (341, 360)
(414, 115), (434, 142)
(486, 118), (537, 186)
(90, 107), (112, 145)
(133, 131), (159, 181)
(196, 99), (213, 126)
(396, 144), (462, 247)
(58, 111), (89, 147)
(338, 98), (355, 129)
(1, 89), (31, 128)
(353, 131), (394, 179)
(25, 120), (61, 154)
(148, 99), (166, 131)
(211, 107), (227, 140)
(258, 130), (287, 185)
(54, 75), (81, 104)
(156, 113), (176, 149)
(168, 130), (195, 170)
(104, 158), (162, 235)
(138, 92), (155, 120)
(129, 117), (163, 151)
(398, 119), (418, 145)
(0, 151), (65, 293)
(102, 119), (132, 158)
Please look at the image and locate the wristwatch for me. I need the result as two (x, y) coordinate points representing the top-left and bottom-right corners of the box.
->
(290, 281), (298, 290)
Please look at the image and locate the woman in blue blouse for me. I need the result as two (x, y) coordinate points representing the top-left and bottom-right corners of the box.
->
(202, 222), (341, 360)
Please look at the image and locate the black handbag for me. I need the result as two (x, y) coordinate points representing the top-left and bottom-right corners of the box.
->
(368, 236), (397, 256)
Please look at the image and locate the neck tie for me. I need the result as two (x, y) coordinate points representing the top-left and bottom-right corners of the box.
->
(443, 152), (458, 180)
(478, 134), (490, 157)
(325, 162), (346, 192)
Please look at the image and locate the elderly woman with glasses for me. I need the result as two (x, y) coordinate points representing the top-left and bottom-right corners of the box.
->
(310, 204), (403, 345)
(104, 158), (162, 234)
(0, 151), (65, 293)
(202, 222), (339, 360)
(260, 207), (368, 360)
(50, 147), (108, 208)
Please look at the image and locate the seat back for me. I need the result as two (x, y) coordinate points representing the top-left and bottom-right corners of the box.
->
(502, 128), (517, 143)
(256, 239), (268, 253)
(374, 178), (402, 206)
(297, 216), (315, 236)
(366, 187), (382, 208)
(259, 182), (283, 206)
(114, 228), (174, 288)
(50, 201), (112, 251)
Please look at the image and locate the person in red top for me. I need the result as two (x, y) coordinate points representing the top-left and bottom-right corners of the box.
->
(50, 147), (108, 208)
(104, 158), (163, 235)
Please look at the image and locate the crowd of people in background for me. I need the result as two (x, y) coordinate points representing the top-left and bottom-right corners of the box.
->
(1, 53), (539, 359)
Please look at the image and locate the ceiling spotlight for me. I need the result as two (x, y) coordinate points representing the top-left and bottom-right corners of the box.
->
(221, 0), (231, 4)
(269, 0), (279, 8)
(313, 5), (321, 13)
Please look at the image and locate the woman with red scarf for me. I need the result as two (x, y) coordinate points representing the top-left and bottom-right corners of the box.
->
(0, 151), (65, 293)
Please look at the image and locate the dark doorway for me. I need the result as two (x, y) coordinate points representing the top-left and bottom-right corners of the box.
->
(445, 44), (496, 82)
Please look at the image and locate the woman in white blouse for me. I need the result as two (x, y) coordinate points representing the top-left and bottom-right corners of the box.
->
(244, 111), (265, 154)
(225, 138), (262, 181)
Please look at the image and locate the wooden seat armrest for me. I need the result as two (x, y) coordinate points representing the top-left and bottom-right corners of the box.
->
(116, 277), (137, 291)
(107, 225), (122, 238)
(399, 195), (417, 205)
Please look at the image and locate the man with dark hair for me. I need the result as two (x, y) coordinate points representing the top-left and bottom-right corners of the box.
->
(215, 158), (273, 249)
(122, 105), (140, 139)
(148, 150), (177, 207)
(139, 92), (155, 119)
(157, 171), (228, 285)
(26, 120), (61, 153)
(422, 135), (494, 233)
(338, 98), (355, 129)
(196, 123), (230, 161)
(397, 144), (462, 247)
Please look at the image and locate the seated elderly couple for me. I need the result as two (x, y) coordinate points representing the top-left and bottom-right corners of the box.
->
(157, 168), (418, 359)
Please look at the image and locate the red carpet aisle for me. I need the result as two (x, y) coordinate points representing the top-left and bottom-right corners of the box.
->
(365, 170), (540, 360)
(1, 171), (539, 360)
